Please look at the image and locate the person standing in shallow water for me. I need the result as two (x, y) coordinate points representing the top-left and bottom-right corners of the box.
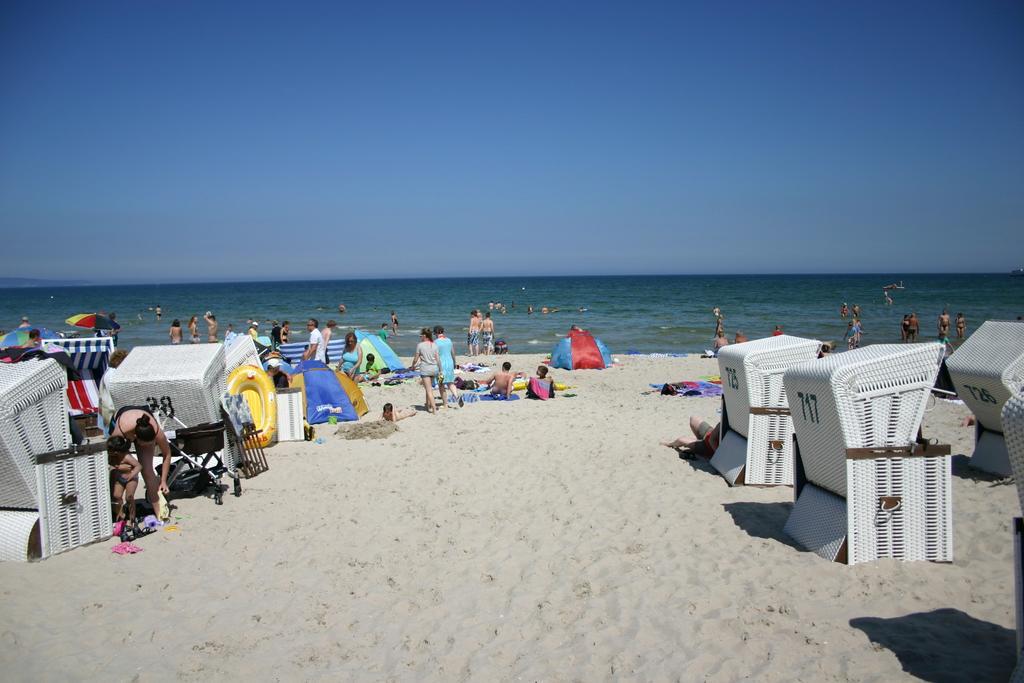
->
(481, 312), (495, 355)
(956, 313), (966, 339)
(169, 319), (182, 344)
(468, 310), (481, 356)
(907, 312), (920, 342)
(204, 312), (218, 343)
(840, 303), (848, 319)
(390, 310), (399, 335)
(938, 309), (951, 343)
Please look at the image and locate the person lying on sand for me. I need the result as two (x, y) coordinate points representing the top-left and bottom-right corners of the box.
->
(662, 416), (721, 458)
(382, 403), (416, 422)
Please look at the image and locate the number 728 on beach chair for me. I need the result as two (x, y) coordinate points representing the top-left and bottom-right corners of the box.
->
(711, 335), (822, 486)
(945, 320), (1024, 477)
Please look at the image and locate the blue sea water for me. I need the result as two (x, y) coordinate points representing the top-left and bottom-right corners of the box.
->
(1, 274), (1020, 357)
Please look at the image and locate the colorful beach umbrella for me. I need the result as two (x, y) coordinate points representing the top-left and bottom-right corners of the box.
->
(0, 327), (62, 348)
(66, 313), (117, 330)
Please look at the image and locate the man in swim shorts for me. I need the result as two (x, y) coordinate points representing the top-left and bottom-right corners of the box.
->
(468, 309), (481, 356)
(481, 312), (495, 355)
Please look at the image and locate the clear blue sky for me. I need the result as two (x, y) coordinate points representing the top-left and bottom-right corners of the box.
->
(1, 1), (1022, 282)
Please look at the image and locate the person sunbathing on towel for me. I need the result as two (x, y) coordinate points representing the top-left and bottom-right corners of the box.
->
(485, 361), (515, 399)
(661, 416), (721, 458)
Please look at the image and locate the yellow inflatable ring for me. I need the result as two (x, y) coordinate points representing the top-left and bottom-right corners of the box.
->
(513, 379), (569, 391)
(227, 364), (277, 447)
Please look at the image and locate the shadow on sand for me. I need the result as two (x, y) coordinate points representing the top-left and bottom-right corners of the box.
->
(721, 501), (799, 550)
(950, 453), (1015, 488)
(850, 608), (1015, 682)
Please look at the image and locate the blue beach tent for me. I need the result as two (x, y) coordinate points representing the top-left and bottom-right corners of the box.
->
(290, 360), (358, 424)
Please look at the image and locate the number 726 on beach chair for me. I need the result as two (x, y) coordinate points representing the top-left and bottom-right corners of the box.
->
(711, 335), (822, 486)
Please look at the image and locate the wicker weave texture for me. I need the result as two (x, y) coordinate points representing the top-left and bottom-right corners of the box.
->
(36, 451), (111, 557)
(1005, 393), (1024, 516)
(276, 389), (304, 442)
(745, 411), (795, 485)
(718, 335), (820, 439)
(0, 510), (39, 562)
(108, 345), (238, 468)
(846, 457), (952, 564)
(225, 336), (262, 377)
(783, 343), (943, 498)
(784, 483), (847, 561)
(947, 320), (1024, 432)
(0, 361), (70, 508)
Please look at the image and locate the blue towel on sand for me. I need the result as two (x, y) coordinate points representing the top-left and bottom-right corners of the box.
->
(477, 393), (520, 402)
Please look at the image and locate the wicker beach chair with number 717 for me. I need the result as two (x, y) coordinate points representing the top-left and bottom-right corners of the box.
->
(782, 343), (952, 565)
(945, 320), (1024, 477)
(712, 335), (821, 486)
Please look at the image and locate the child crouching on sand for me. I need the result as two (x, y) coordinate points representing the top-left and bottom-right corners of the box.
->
(107, 436), (141, 524)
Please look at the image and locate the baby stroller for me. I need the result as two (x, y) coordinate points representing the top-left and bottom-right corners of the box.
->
(494, 339), (508, 355)
(166, 421), (241, 505)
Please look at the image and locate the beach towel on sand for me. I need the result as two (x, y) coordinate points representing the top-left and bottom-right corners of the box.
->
(651, 381), (723, 398)
(475, 389), (516, 401)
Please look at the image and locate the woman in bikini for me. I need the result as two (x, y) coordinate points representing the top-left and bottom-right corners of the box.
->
(109, 406), (173, 514)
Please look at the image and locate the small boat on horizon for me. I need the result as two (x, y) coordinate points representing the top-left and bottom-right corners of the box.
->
(1012, 268), (1024, 277)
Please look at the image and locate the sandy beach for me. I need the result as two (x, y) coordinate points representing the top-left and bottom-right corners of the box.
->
(0, 351), (1017, 681)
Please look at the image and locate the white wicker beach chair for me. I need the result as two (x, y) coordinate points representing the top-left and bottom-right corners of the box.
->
(945, 320), (1024, 477)
(276, 388), (305, 442)
(225, 335), (262, 377)
(107, 344), (238, 468)
(0, 360), (70, 509)
(1005, 392), (1024, 678)
(781, 343), (952, 564)
(35, 443), (111, 558)
(712, 335), (821, 486)
(0, 510), (41, 561)
(0, 362), (110, 561)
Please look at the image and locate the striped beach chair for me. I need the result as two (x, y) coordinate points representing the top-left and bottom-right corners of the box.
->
(42, 337), (115, 417)
(712, 335), (821, 486)
(945, 320), (1024, 477)
(782, 343), (952, 564)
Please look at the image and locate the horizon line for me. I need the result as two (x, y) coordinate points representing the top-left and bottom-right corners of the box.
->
(0, 271), (1018, 288)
